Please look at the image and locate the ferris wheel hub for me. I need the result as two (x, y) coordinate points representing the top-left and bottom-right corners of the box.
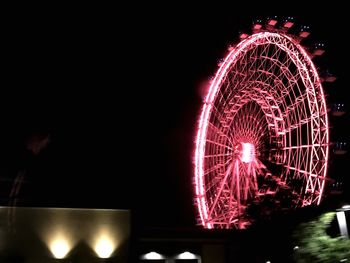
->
(237, 142), (255, 163)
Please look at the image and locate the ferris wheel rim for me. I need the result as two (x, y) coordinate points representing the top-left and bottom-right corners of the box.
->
(194, 31), (329, 229)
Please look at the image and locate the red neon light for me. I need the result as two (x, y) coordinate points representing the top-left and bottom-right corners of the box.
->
(194, 32), (329, 229)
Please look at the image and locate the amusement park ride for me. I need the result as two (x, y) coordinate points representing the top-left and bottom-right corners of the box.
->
(194, 16), (347, 229)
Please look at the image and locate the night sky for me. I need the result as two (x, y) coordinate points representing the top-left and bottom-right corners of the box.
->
(1, 7), (349, 229)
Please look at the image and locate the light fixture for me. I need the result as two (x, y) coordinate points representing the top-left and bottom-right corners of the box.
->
(178, 251), (197, 259)
(50, 237), (72, 259)
(142, 251), (165, 260)
(336, 206), (350, 238)
(94, 236), (115, 258)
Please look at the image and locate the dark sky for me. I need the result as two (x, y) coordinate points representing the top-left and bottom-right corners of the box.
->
(1, 7), (349, 229)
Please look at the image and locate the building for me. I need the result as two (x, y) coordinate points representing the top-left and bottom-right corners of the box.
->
(0, 207), (130, 262)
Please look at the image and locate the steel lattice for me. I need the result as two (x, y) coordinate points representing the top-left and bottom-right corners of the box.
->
(194, 32), (329, 229)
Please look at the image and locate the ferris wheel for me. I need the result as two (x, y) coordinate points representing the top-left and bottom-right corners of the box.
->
(194, 18), (330, 229)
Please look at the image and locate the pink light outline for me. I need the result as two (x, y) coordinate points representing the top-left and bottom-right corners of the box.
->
(194, 32), (329, 228)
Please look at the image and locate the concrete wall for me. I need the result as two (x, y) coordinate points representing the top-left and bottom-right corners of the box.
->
(0, 207), (130, 262)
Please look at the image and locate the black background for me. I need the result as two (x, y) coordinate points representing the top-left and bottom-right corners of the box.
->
(1, 5), (349, 229)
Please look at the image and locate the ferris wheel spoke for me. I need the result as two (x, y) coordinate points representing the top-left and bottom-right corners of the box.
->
(205, 159), (232, 188)
(205, 139), (233, 151)
(284, 165), (315, 179)
(204, 153), (232, 158)
(207, 123), (234, 145)
(208, 163), (233, 219)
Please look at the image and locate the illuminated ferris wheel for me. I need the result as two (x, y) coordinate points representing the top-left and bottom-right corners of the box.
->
(194, 18), (330, 229)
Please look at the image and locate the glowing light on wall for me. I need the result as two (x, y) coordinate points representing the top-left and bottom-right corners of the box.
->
(94, 235), (115, 258)
(177, 251), (197, 259)
(49, 236), (72, 259)
(142, 252), (165, 260)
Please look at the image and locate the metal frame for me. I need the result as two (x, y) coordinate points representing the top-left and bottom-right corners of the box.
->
(194, 32), (329, 229)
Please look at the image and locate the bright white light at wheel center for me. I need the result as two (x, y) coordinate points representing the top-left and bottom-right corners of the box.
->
(241, 143), (255, 163)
